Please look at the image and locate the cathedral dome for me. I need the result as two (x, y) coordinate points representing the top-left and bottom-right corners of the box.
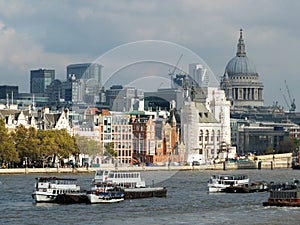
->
(225, 55), (256, 75)
(225, 29), (257, 76)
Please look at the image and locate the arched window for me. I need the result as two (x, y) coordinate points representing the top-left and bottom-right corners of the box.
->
(199, 130), (203, 142)
(211, 130), (215, 142)
(217, 130), (221, 142)
(205, 130), (209, 142)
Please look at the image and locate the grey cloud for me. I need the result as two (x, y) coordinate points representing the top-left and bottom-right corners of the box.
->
(0, 0), (300, 108)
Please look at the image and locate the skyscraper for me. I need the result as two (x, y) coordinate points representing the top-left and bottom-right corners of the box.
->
(66, 63), (102, 85)
(30, 69), (55, 95)
(0, 85), (19, 101)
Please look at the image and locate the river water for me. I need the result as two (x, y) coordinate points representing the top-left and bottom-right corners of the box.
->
(0, 169), (300, 225)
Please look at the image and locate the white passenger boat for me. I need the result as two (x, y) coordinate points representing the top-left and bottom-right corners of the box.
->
(32, 177), (81, 203)
(87, 182), (124, 204)
(208, 174), (249, 193)
(93, 170), (167, 199)
(94, 170), (146, 188)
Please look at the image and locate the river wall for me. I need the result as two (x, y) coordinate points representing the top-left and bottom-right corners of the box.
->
(0, 158), (293, 174)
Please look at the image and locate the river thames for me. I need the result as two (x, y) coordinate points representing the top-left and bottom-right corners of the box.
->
(0, 169), (300, 225)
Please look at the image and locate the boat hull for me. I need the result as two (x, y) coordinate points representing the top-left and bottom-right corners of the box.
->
(292, 164), (300, 170)
(263, 201), (300, 207)
(124, 187), (167, 199)
(55, 193), (89, 204)
(32, 192), (56, 203)
(87, 193), (124, 204)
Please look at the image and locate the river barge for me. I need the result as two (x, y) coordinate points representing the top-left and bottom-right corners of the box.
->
(93, 170), (167, 199)
(124, 187), (167, 199)
(263, 188), (300, 207)
(223, 181), (269, 193)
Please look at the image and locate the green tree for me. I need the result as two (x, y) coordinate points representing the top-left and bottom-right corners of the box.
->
(291, 138), (300, 156)
(36, 129), (79, 167)
(12, 125), (39, 167)
(75, 134), (101, 165)
(277, 139), (295, 154)
(266, 146), (274, 155)
(55, 129), (80, 164)
(105, 142), (117, 158)
(0, 119), (18, 166)
(36, 129), (54, 167)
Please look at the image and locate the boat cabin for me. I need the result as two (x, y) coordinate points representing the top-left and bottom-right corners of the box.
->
(94, 170), (146, 188)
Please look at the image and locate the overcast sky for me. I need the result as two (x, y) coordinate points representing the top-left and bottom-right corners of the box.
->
(0, 0), (300, 110)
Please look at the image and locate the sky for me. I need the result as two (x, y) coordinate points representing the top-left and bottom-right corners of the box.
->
(0, 0), (300, 110)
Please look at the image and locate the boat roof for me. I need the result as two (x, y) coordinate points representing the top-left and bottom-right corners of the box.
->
(96, 170), (141, 174)
(35, 177), (77, 181)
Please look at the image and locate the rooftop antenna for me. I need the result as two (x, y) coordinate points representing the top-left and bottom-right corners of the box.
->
(6, 93), (9, 108)
(11, 91), (14, 105)
(32, 94), (36, 111)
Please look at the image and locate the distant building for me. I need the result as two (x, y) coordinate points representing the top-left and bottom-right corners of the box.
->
(189, 63), (208, 87)
(220, 29), (264, 111)
(130, 113), (156, 163)
(63, 63), (103, 105)
(0, 107), (71, 133)
(96, 110), (133, 165)
(108, 86), (144, 112)
(46, 79), (63, 106)
(144, 87), (185, 110)
(66, 63), (102, 84)
(233, 119), (299, 156)
(62, 75), (84, 104)
(237, 122), (290, 155)
(181, 86), (233, 164)
(0, 85), (19, 104)
(30, 69), (55, 95)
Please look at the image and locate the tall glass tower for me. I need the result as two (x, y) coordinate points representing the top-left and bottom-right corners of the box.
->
(30, 69), (55, 95)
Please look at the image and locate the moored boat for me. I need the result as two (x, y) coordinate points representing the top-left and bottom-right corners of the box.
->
(263, 188), (300, 207)
(87, 182), (124, 204)
(268, 179), (300, 191)
(55, 192), (88, 204)
(32, 177), (81, 203)
(208, 174), (249, 193)
(292, 164), (300, 170)
(223, 181), (269, 193)
(94, 170), (146, 188)
(124, 186), (167, 199)
(93, 170), (167, 199)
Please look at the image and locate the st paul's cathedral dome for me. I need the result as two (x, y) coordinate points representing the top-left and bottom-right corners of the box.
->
(220, 29), (264, 109)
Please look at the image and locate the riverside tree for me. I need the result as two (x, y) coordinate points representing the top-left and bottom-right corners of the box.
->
(11, 125), (39, 167)
(75, 134), (101, 165)
(1, 119), (79, 168)
(36, 129), (79, 167)
(0, 119), (18, 167)
(105, 142), (118, 165)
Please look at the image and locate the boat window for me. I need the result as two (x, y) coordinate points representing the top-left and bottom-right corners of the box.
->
(96, 171), (103, 176)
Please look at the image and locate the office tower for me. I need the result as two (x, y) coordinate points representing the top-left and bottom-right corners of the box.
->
(30, 69), (55, 95)
(66, 63), (102, 85)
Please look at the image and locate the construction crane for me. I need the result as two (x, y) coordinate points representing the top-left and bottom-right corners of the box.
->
(280, 88), (290, 111)
(281, 80), (296, 112)
(169, 54), (183, 88)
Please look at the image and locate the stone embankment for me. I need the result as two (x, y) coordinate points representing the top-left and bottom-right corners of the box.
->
(0, 157), (293, 175)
